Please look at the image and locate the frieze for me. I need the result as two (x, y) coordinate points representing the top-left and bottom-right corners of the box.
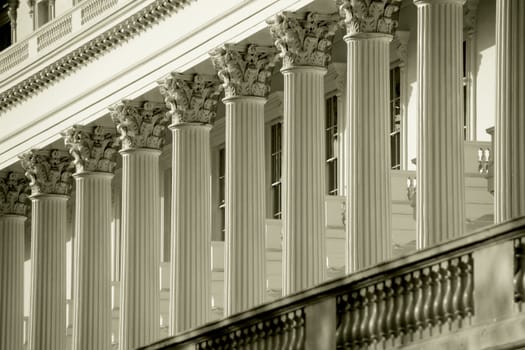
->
(63, 125), (119, 174)
(267, 12), (339, 69)
(19, 149), (73, 196)
(158, 73), (222, 125)
(210, 44), (278, 99)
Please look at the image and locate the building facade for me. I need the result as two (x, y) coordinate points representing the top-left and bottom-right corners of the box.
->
(0, 0), (524, 349)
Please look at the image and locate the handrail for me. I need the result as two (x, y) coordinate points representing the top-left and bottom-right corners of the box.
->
(140, 216), (525, 349)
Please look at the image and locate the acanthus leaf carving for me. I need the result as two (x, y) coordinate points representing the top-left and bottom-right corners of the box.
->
(0, 171), (30, 216)
(209, 44), (278, 99)
(19, 149), (74, 196)
(110, 100), (169, 151)
(463, 0), (480, 36)
(63, 125), (119, 174)
(267, 11), (339, 69)
(338, 0), (402, 36)
(158, 73), (222, 126)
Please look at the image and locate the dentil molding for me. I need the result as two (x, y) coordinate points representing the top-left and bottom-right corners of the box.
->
(209, 44), (278, 99)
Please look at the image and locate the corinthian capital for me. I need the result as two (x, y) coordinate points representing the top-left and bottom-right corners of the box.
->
(338, 0), (402, 37)
(19, 149), (73, 196)
(463, 0), (480, 36)
(110, 100), (169, 151)
(267, 12), (339, 69)
(158, 73), (222, 126)
(210, 44), (278, 99)
(0, 171), (30, 216)
(63, 125), (119, 174)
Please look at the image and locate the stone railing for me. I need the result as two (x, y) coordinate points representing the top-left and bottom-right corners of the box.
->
(37, 15), (73, 51)
(81, 0), (120, 25)
(140, 217), (525, 350)
(0, 0), (123, 77)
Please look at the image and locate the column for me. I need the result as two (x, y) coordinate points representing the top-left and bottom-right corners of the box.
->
(415, 0), (466, 248)
(110, 101), (169, 350)
(338, 1), (401, 272)
(19, 149), (73, 350)
(63, 126), (119, 350)
(210, 44), (277, 314)
(268, 12), (338, 294)
(494, 0), (525, 222)
(158, 73), (222, 332)
(0, 172), (29, 350)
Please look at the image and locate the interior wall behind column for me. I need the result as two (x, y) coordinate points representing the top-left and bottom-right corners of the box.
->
(475, 0), (496, 141)
(400, 2), (418, 171)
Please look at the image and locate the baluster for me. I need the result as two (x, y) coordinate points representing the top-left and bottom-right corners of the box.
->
(359, 288), (370, 345)
(412, 270), (424, 334)
(367, 285), (378, 344)
(441, 260), (453, 325)
(404, 273), (415, 336)
(350, 290), (362, 348)
(394, 276), (405, 338)
(263, 320), (273, 350)
(229, 331), (237, 349)
(217, 335), (227, 350)
(514, 240), (525, 303)
(336, 295), (351, 349)
(432, 264), (444, 327)
(461, 255), (474, 318)
(375, 282), (387, 342)
(242, 327), (251, 350)
(451, 258), (464, 322)
(280, 314), (290, 350)
(384, 279), (396, 341)
(294, 309), (305, 350)
(272, 317), (283, 350)
(422, 267), (434, 329)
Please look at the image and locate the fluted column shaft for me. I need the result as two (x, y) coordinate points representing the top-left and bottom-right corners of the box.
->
(495, 0), (525, 222)
(72, 173), (113, 350)
(224, 97), (266, 315)
(345, 35), (392, 272)
(170, 124), (211, 333)
(415, 0), (465, 248)
(29, 194), (68, 350)
(0, 215), (26, 350)
(282, 66), (326, 294)
(119, 149), (161, 350)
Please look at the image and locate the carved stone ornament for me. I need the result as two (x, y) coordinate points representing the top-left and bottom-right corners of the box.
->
(267, 12), (339, 69)
(209, 44), (278, 99)
(338, 0), (402, 36)
(392, 30), (410, 66)
(463, 0), (480, 36)
(19, 149), (74, 196)
(63, 125), (119, 174)
(110, 100), (169, 151)
(158, 73), (222, 126)
(0, 171), (30, 216)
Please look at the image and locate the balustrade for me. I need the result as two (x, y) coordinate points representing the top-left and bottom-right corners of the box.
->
(196, 309), (305, 350)
(335, 254), (473, 348)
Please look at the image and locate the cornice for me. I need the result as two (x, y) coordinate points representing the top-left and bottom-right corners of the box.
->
(0, 0), (193, 113)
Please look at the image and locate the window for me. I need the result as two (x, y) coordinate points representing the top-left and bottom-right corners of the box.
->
(218, 147), (225, 241)
(325, 95), (338, 195)
(270, 122), (282, 219)
(390, 67), (401, 170)
(0, 1), (12, 51)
